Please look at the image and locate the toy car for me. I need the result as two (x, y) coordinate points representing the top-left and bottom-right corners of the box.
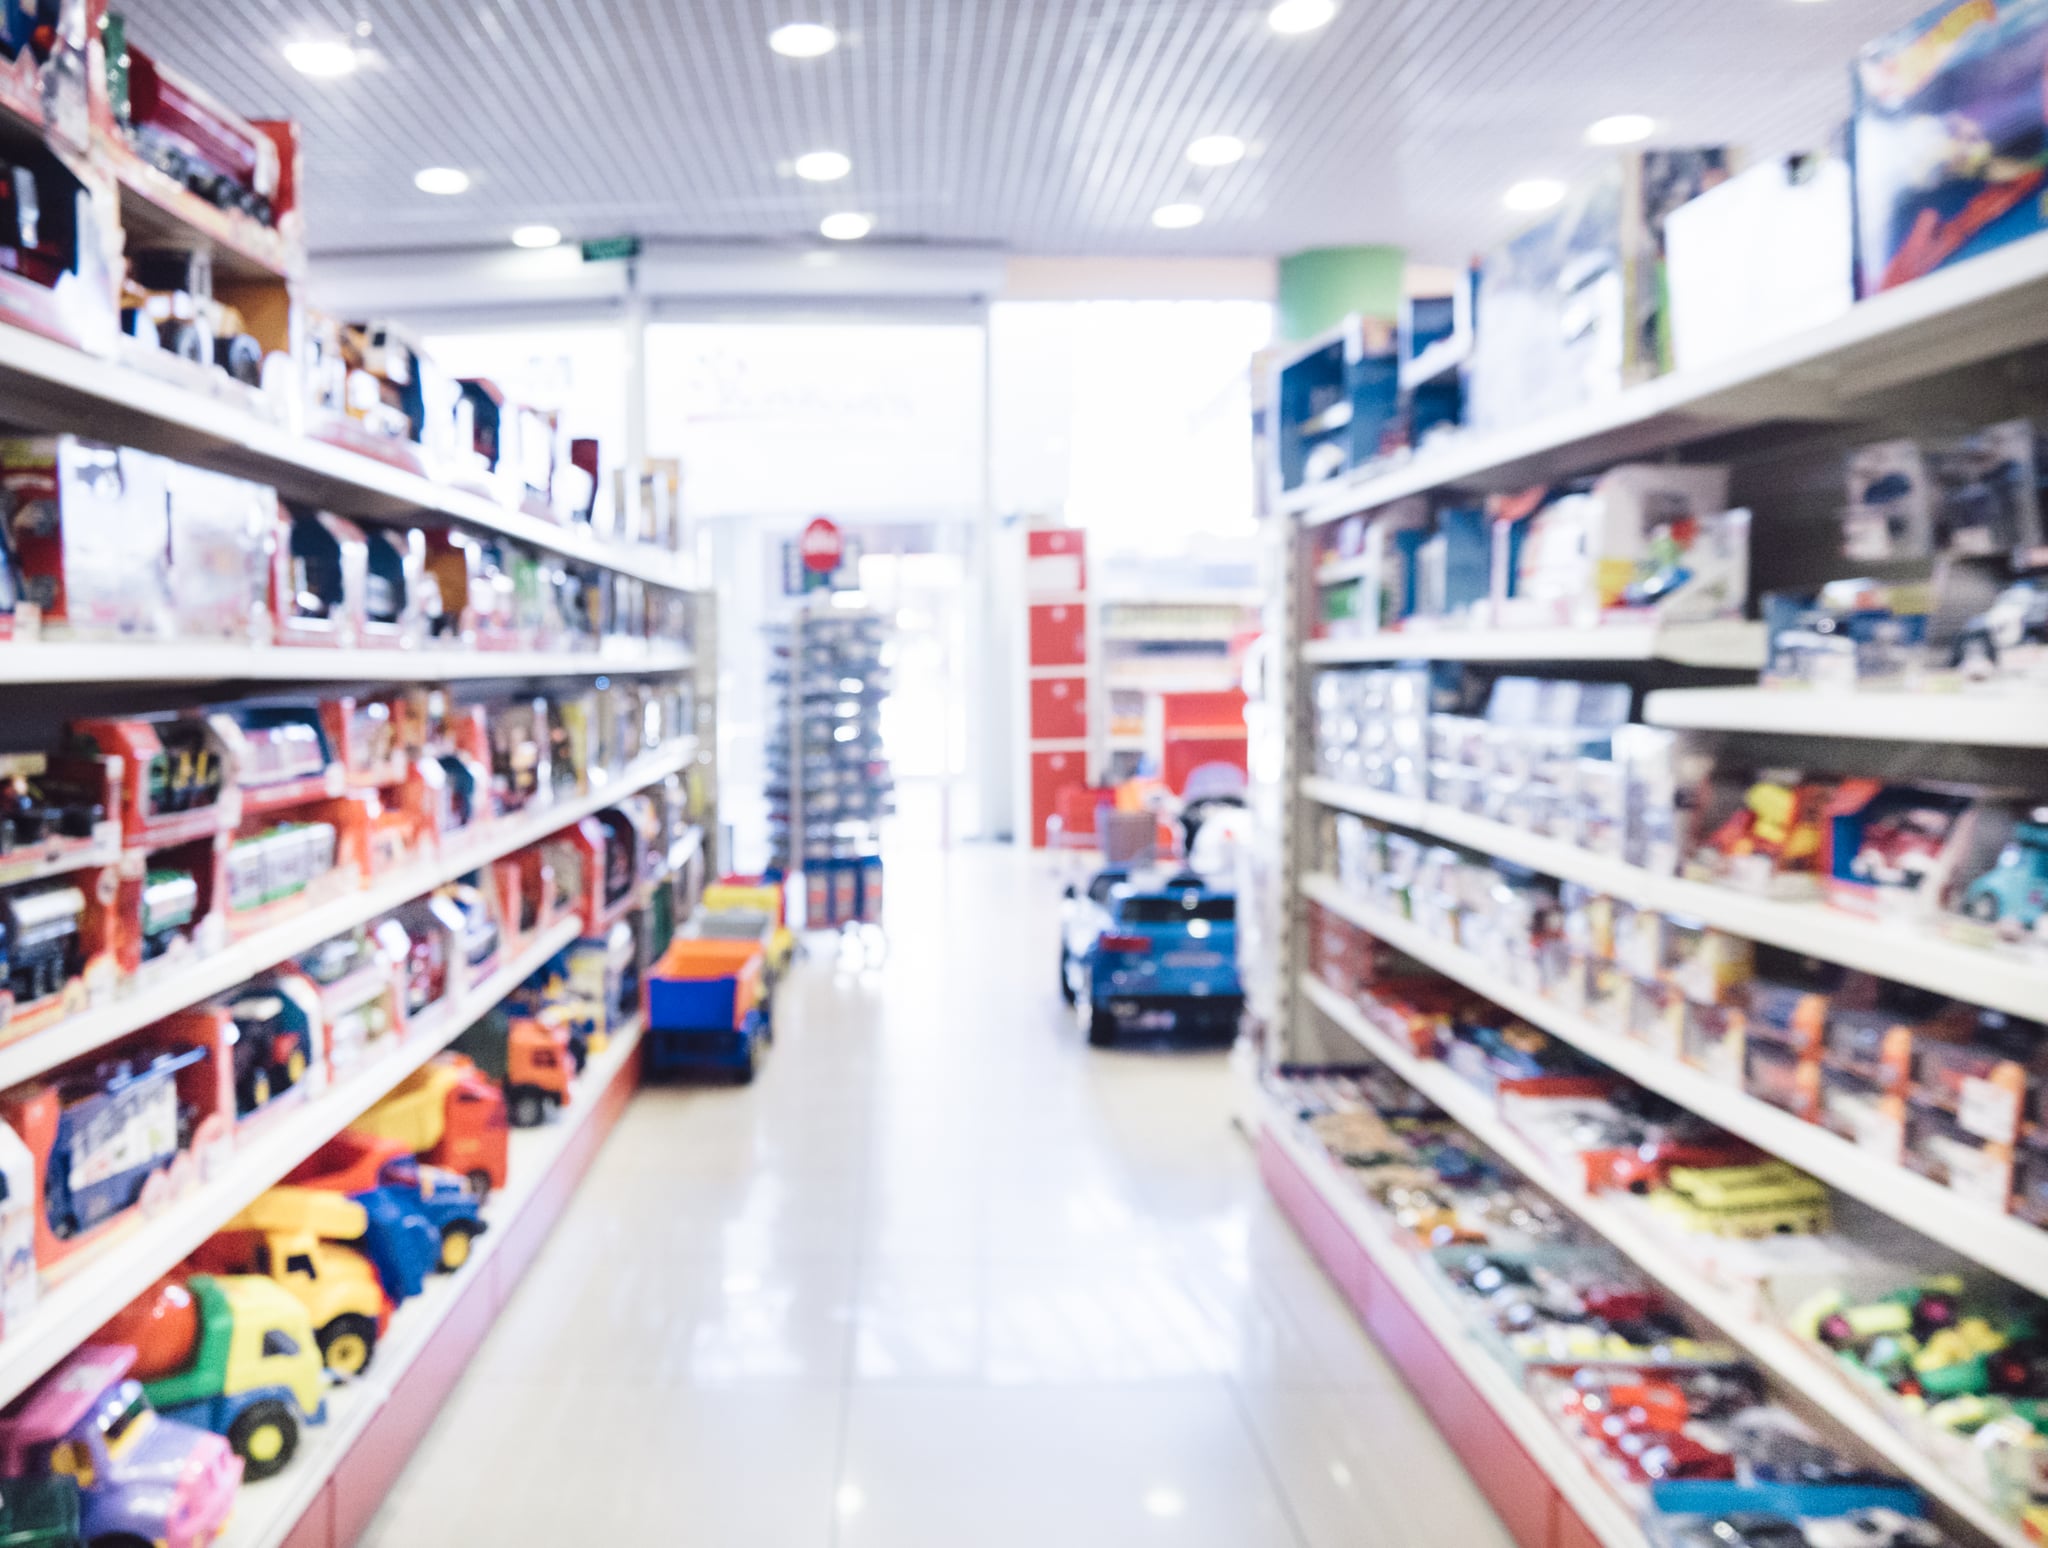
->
(1954, 581), (2048, 677)
(1061, 868), (1241, 1047)
(0, 1345), (241, 1548)
(1962, 813), (2048, 935)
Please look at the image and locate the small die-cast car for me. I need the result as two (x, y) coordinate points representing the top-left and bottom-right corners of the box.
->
(1060, 868), (1240, 1047)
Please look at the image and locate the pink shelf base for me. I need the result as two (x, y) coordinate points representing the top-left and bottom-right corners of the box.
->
(278, 1040), (642, 1548)
(1258, 1131), (1605, 1548)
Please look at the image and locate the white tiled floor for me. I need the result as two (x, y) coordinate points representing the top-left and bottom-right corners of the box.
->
(359, 841), (1513, 1547)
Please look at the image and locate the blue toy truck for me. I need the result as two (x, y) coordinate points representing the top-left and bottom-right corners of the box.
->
(645, 937), (770, 1080)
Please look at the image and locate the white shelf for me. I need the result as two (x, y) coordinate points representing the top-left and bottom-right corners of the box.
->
(1300, 873), (2048, 1304)
(1287, 227), (2048, 525)
(1298, 974), (2033, 1548)
(1303, 619), (1766, 669)
(1298, 776), (2048, 1023)
(1102, 670), (1241, 693)
(0, 911), (584, 1413)
(0, 319), (691, 591)
(0, 640), (694, 686)
(217, 1012), (643, 1548)
(1644, 686), (2048, 748)
(1311, 556), (1376, 586)
(0, 740), (694, 1094)
(1257, 1088), (1648, 1548)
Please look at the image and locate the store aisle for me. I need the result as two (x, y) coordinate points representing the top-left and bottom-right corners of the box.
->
(359, 844), (1511, 1548)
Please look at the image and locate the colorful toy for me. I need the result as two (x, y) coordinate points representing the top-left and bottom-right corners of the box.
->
(0, 752), (105, 854)
(0, 1345), (241, 1548)
(645, 936), (769, 1081)
(222, 987), (314, 1117)
(1064, 868), (1241, 1047)
(192, 1189), (389, 1376)
(99, 1273), (325, 1480)
(283, 1131), (482, 1294)
(1650, 1161), (1829, 1238)
(350, 1054), (508, 1199)
(137, 868), (198, 960)
(0, 880), (87, 1008)
(1961, 812), (2048, 935)
(452, 1006), (573, 1126)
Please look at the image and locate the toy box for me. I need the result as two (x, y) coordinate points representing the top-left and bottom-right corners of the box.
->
(66, 713), (228, 849)
(112, 840), (221, 982)
(295, 926), (403, 1077)
(0, 750), (119, 883)
(1, 1023), (231, 1276)
(1664, 153), (1855, 372)
(321, 695), (409, 790)
(361, 526), (428, 647)
(0, 870), (115, 1036)
(211, 700), (342, 816)
(1824, 780), (1983, 921)
(272, 507), (367, 648)
(0, 134), (117, 356)
(1852, 0), (2048, 296)
(1270, 315), (1401, 493)
(1, 437), (172, 639)
(1683, 768), (1835, 899)
(163, 462), (276, 642)
(378, 902), (456, 1022)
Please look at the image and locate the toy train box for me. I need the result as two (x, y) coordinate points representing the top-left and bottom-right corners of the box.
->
(1852, 0), (2048, 296)
(645, 938), (768, 1081)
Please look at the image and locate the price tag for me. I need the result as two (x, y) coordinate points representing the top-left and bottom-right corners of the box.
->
(1959, 1076), (2022, 1145)
(1947, 1146), (2014, 1212)
(1854, 1108), (1904, 1166)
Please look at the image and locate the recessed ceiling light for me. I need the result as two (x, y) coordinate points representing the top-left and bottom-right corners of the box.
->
(1152, 203), (1204, 229)
(1503, 178), (1567, 213)
(769, 22), (838, 57)
(1585, 113), (1655, 146)
(283, 37), (357, 77)
(413, 166), (471, 195)
(1267, 0), (1336, 34)
(794, 150), (852, 182)
(1143, 1489), (1187, 1519)
(511, 224), (562, 249)
(820, 211), (872, 240)
(1187, 135), (1246, 167)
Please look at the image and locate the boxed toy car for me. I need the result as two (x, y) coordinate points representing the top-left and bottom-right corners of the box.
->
(1683, 768), (1835, 899)
(272, 506), (368, 647)
(1824, 780), (1983, 920)
(1852, 0), (2048, 296)
(1, 437), (173, 639)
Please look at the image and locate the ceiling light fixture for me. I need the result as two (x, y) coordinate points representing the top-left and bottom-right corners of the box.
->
(1502, 178), (1567, 213)
(1267, 0), (1337, 34)
(1186, 134), (1246, 167)
(413, 166), (471, 195)
(794, 150), (852, 182)
(283, 37), (357, 77)
(1585, 113), (1655, 146)
(820, 211), (872, 240)
(1152, 202), (1204, 229)
(510, 224), (562, 249)
(769, 22), (839, 57)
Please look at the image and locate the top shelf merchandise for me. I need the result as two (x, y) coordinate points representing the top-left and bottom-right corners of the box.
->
(0, 5), (689, 604)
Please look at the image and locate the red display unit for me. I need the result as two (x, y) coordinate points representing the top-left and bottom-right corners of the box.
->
(1029, 676), (1088, 741)
(1018, 523), (1094, 848)
(1159, 688), (1248, 796)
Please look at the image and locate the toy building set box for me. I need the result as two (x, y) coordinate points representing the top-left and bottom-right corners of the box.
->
(1852, 0), (2048, 297)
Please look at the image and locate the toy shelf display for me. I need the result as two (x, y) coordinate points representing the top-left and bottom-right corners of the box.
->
(766, 607), (891, 929)
(1252, 9), (2048, 1546)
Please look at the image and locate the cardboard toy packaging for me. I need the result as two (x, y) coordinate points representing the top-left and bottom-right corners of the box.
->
(1852, 0), (2048, 295)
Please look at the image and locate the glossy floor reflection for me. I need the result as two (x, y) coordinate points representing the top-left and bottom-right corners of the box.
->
(359, 842), (1513, 1548)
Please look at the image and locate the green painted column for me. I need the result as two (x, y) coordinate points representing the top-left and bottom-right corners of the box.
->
(1276, 246), (1406, 341)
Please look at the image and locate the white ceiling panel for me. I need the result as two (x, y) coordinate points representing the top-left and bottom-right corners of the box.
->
(113, 0), (1931, 263)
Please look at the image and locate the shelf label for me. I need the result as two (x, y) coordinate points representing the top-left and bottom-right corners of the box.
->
(1959, 1076), (2021, 1146)
(1853, 1108), (1904, 1166)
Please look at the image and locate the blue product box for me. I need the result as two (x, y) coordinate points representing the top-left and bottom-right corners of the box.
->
(1852, 0), (2048, 295)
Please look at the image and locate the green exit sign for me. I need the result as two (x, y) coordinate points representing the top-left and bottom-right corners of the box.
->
(580, 235), (642, 263)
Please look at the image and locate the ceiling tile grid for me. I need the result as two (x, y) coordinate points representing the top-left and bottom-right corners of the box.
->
(115, 0), (1932, 262)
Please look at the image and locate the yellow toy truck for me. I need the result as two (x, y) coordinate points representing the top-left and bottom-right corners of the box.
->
(190, 1188), (390, 1376)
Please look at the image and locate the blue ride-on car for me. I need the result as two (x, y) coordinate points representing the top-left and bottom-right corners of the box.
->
(1059, 868), (1241, 1046)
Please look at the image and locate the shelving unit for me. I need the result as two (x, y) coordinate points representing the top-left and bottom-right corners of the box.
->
(1261, 225), (2048, 1548)
(0, 910), (582, 1411)
(0, 315), (693, 591)
(218, 1017), (645, 1548)
(1290, 974), (2033, 1548)
(0, 641), (695, 686)
(1281, 225), (2048, 526)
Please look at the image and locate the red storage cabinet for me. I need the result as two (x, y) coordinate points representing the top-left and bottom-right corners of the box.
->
(1030, 748), (1087, 849)
(1027, 603), (1087, 667)
(1030, 675), (1088, 740)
